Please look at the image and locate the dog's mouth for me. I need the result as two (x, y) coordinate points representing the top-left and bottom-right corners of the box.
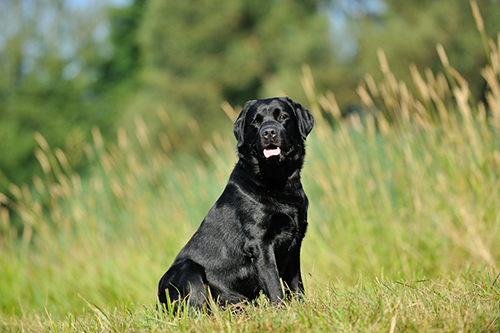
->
(263, 145), (281, 159)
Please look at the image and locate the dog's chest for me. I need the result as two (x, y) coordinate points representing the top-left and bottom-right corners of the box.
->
(259, 203), (301, 242)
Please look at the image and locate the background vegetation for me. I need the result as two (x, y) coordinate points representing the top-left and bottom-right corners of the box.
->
(2, 0), (500, 192)
(1, 0), (500, 331)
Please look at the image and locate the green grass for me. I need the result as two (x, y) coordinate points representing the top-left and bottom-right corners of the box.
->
(1, 5), (500, 331)
(1, 270), (499, 332)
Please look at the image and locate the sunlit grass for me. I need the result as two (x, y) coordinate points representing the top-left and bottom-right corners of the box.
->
(1, 269), (498, 332)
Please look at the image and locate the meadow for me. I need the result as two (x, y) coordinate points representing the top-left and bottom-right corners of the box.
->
(1, 9), (500, 332)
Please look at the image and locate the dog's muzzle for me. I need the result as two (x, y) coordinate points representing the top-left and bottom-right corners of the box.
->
(261, 126), (278, 141)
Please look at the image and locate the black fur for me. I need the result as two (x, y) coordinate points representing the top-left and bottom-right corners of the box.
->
(158, 97), (314, 310)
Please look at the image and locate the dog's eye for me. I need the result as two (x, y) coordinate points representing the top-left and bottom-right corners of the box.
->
(252, 114), (263, 125)
(278, 114), (288, 121)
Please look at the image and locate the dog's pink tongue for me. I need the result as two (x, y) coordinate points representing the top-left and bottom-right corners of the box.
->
(264, 147), (281, 158)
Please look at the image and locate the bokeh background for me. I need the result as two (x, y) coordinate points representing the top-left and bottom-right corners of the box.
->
(2, 0), (500, 193)
(1, 0), (500, 318)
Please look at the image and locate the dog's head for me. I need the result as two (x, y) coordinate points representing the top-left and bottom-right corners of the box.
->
(233, 97), (314, 169)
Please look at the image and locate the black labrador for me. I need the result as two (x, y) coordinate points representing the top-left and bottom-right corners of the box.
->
(157, 97), (314, 310)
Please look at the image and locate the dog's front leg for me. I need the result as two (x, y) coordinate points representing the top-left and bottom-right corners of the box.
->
(282, 247), (304, 299)
(254, 244), (284, 305)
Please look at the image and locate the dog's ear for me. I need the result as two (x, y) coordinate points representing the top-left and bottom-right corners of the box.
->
(282, 97), (314, 140)
(233, 100), (256, 147)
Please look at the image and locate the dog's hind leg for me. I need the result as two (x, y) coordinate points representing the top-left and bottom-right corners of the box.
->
(158, 259), (208, 311)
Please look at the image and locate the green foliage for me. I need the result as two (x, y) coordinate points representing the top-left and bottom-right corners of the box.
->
(0, 68), (94, 193)
(347, 0), (500, 100)
(98, 0), (145, 86)
(124, 0), (336, 150)
(0, 1), (127, 193)
(4, 0), (500, 197)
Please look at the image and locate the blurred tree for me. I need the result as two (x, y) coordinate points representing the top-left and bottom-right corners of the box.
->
(120, 0), (341, 150)
(97, 0), (144, 88)
(123, 0), (500, 146)
(0, 0), (137, 193)
(2, 0), (500, 196)
(335, 0), (500, 100)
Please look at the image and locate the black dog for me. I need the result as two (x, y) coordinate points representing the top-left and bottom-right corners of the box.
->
(158, 97), (314, 310)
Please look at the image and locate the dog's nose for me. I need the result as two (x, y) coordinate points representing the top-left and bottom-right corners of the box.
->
(261, 126), (277, 140)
